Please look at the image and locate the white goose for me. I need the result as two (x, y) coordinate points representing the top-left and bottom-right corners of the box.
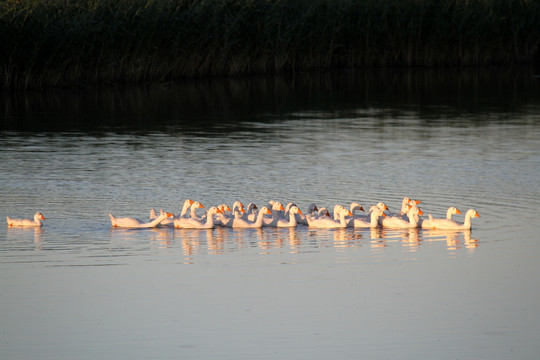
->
(150, 199), (194, 226)
(349, 202), (365, 217)
(421, 207), (461, 229)
(263, 201), (286, 227)
(174, 206), (222, 229)
(421, 209), (480, 230)
(276, 205), (303, 228)
(382, 205), (423, 228)
(349, 207), (386, 228)
(305, 207), (330, 224)
(175, 202), (206, 228)
(308, 207), (352, 229)
(229, 207), (272, 228)
(297, 203), (318, 225)
(110, 210), (173, 228)
(6, 212), (46, 227)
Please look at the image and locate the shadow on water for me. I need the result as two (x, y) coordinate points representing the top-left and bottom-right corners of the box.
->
(2, 67), (539, 134)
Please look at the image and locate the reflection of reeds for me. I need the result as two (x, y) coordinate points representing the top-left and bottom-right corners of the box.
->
(3, 0), (537, 89)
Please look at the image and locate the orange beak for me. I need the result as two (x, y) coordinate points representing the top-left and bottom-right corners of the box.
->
(418, 208), (423, 216)
(456, 209), (462, 215)
(359, 206), (365, 212)
(265, 208), (272, 215)
(279, 205), (285, 211)
(297, 209), (303, 215)
(166, 212), (174, 217)
(188, 199), (194, 205)
(382, 212), (387, 217)
(199, 203), (205, 208)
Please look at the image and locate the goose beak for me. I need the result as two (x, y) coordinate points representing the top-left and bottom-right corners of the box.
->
(265, 208), (272, 215)
(166, 212), (174, 217)
(382, 212), (387, 217)
(199, 203), (205, 208)
(456, 209), (462, 215)
(314, 206), (318, 211)
(418, 208), (424, 216)
(188, 199), (194, 205)
(298, 209), (303, 215)
(475, 212), (480, 218)
(414, 200), (421, 204)
(279, 205), (285, 211)
(359, 206), (365, 212)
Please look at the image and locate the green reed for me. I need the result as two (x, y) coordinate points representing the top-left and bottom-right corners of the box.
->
(1, 0), (539, 89)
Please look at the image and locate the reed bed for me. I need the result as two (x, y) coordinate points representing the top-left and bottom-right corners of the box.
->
(1, 0), (539, 89)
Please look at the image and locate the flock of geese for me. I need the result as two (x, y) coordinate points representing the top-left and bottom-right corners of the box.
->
(5, 197), (480, 231)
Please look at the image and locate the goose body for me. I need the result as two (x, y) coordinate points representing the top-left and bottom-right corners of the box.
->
(421, 207), (461, 229)
(174, 202), (206, 228)
(110, 210), (173, 228)
(230, 207), (272, 228)
(382, 206), (423, 228)
(174, 206), (221, 229)
(276, 206), (303, 228)
(349, 208), (386, 228)
(6, 212), (45, 227)
(421, 209), (480, 230)
(308, 207), (352, 229)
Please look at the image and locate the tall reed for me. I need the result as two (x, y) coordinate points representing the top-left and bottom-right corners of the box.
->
(1, 0), (539, 89)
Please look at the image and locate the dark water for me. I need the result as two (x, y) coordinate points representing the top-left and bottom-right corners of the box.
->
(1, 68), (540, 360)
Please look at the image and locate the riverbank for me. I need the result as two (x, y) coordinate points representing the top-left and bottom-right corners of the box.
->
(1, 0), (539, 89)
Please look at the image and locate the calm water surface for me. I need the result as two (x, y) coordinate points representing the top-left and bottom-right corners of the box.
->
(1, 69), (540, 359)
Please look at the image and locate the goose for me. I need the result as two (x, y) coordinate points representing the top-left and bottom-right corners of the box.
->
(421, 209), (480, 230)
(297, 203), (318, 225)
(110, 210), (173, 228)
(175, 202), (206, 228)
(217, 201), (245, 226)
(308, 207), (352, 229)
(276, 205), (303, 228)
(349, 202), (365, 217)
(6, 212), (45, 227)
(382, 205), (423, 228)
(263, 201), (286, 226)
(332, 204), (348, 220)
(245, 203), (258, 221)
(229, 207), (272, 228)
(421, 207), (461, 229)
(150, 199), (194, 226)
(305, 207), (330, 224)
(189, 201), (206, 221)
(348, 207), (386, 228)
(387, 197), (420, 218)
(174, 206), (222, 229)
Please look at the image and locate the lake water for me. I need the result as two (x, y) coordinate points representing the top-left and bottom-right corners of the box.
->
(1, 69), (540, 359)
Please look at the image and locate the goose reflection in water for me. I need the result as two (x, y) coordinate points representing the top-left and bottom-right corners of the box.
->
(6, 226), (44, 251)
(422, 229), (478, 253)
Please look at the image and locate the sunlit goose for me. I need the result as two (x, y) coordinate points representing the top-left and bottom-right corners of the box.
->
(332, 204), (348, 220)
(174, 206), (221, 229)
(175, 202), (206, 228)
(297, 203), (318, 225)
(189, 201), (206, 221)
(382, 205), (423, 228)
(179, 199), (195, 218)
(110, 210), (173, 228)
(214, 204), (233, 226)
(267, 201), (285, 218)
(305, 207), (330, 224)
(276, 205), (303, 228)
(308, 207), (352, 229)
(246, 203), (258, 221)
(349, 202), (365, 218)
(421, 207), (461, 229)
(421, 209), (480, 230)
(348, 207), (386, 228)
(229, 207), (272, 228)
(6, 212), (46, 227)
(263, 201), (286, 226)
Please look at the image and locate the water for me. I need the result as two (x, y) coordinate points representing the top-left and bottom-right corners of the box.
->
(1, 69), (540, 359)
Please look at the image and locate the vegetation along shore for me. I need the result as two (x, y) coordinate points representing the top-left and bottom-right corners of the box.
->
(1, 0), (539, 89)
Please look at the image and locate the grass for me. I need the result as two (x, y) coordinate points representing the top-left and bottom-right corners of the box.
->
(1, 0), (539, 89)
